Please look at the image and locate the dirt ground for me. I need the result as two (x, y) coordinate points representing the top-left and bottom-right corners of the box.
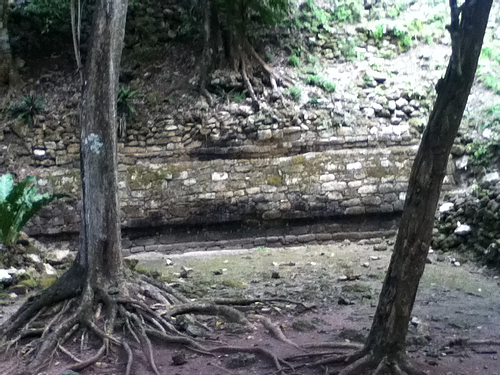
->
(2, 240), (500, 375)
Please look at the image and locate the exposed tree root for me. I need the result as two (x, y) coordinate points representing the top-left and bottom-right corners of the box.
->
(334, 351), (426, 375)
(212, 296), (315, 311)
(240, 55), (260, 110)
(208, 361), (235, 374)
(303, 342), (364, 350)
(286, 345), (426, 375)
(164, 301), (250, 326)
(209, 345), (294, 373)
(0, 269), (299, 375)
(249, 314), (303, 351)
(444, 337), (500, 348)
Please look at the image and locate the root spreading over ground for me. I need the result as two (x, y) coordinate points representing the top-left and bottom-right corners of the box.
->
(3, 266), (499, 375)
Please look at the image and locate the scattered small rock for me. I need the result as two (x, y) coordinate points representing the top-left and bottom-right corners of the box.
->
(171, 352), (187, 366)
(338, 296), (355, 305)
(454, 222), (471, 235)
(9, 284), (29, 295)
(45, 249), (71, 265)
(180, 266), (193, 278)
(292, 319), (317, 332)
(373, 243), (388, 251)
(0, 269), (12, 283)
(26, 254), (42, 264)
(439, 202), (454, 213)
(43, 263), (57, 276)
(225, 353), (257, 369)
(60, 370), (80, 375)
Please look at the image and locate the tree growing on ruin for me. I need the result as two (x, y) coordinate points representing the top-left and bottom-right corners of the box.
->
(199, 0), (292, 109)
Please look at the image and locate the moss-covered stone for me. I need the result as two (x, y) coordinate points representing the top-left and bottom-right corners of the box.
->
(124, 258), (139, 270)
(267, 175), (282, 186)
(126, 165), (189, 190)
(135, 265), (151, 276)
(222, 279), (245, 288)
(40, 277), (57, 289)
(291, 155), (306, 165)
(20, 278), (38, 289)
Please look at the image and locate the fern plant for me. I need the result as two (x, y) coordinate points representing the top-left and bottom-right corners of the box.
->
(0, 174), (60, 245)
(117, 86), (140, 119)
(117, 86), (140, 138)
(10, 95), (45, 128)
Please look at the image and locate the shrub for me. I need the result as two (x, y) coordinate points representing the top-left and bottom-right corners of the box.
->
(387, 2), (407, 18)
(306, 74), (323, 86)
(485, 104), (500, 117)
(295, 1), (334, 33)
(288, 54), (300, 67)
(393, 27), (412, 51)
(332, 0), (362, 23)
(381, 50), (395, 59)
(372, 24), (385, 44)
(305, 73), (336, 92)
(286, 86), (302, 101)
(10, 94), (45, 128)
(339, 38), (361, 61)
(0, 174), (60, 245)
(408, 19), (423, 32)
(425, 13), (446, 29)
(117, 86), (140, 138)
(309, 95), (320, 106)
(117, 86), (140, 119)
(306, 53), (319, 65)
(468, 140), (500, 168)
(233, 92), (246, 103)
(482, 75), (500, 94)
(322, 80), (336, 92)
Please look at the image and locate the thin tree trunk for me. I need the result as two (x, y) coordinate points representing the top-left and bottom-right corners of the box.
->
(364, 0), (493, 360)
(199, 0), (213, 104)
(78, 0), (128, 287)
(0, 0), (15, 87)
(70, 0), (83, 83)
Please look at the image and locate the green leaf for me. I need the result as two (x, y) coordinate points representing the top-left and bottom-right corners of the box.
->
(9, 176), (36, 206)
(0, 174), (62, 245)
(0, 174), (14, 202)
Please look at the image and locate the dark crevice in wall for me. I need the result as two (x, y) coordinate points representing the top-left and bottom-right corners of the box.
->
(32, 212), (401, 254)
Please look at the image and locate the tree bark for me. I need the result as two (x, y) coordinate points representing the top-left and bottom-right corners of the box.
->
(77, 0), (128, 289)
(363, 0), (493, 362)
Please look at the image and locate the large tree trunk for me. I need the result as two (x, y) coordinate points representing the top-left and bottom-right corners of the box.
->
(342, 0), (493, 372)
(78, 0), (128, 287)
(1, 2), (259, 374)
(0, 0), (15, 87)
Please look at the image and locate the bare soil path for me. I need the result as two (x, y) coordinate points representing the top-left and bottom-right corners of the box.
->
(2, 241), (498, 375)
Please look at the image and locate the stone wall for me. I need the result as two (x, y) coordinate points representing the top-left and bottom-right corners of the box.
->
(25, 141), (454, 239)
(1, 93), (459, 253)
(1, 97), (423, 171)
